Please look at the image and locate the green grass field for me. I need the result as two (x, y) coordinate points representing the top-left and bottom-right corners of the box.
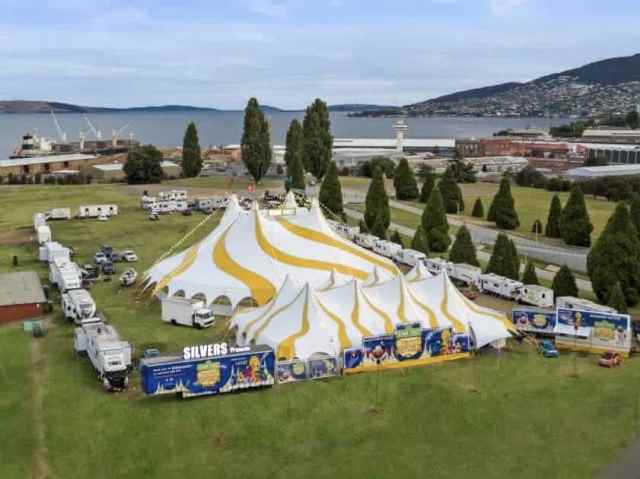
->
(1, 183), (639, 478)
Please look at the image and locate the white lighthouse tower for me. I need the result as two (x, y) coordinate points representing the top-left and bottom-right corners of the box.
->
(393, 120), (408, 153)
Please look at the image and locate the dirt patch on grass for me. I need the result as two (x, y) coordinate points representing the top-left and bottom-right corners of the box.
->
(0, 228), (33, 246)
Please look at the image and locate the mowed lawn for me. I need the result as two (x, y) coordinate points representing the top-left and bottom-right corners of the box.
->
(1, 184), (639, 478)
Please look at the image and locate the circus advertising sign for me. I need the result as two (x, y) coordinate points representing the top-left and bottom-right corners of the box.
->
(343, 348), (365, 369)
(307, 356), (339, 380)
(362, 334), (395, 367)
(394, 323), (424, 361)
(276, 359), (307, 384)
(555, 308), (631, 355)
(423, 329), (470, 357)
(511, 308), (557, 334)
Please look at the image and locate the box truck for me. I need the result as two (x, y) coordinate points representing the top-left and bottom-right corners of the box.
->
(161, 296), (215, 329)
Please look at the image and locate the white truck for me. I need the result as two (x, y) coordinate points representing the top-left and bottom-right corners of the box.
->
(516, 285), (554, 308)
(161, 296), (215, 329)
(45, 208), (72, 220)
(449, 263), (482, 286)
(395, 248), (427, 267)
(77, 204), (119, 219)
(36, 225), (52, 244)
(354, 233), (378, 250)
(373, 240), (403, 259)
(61, 289), (97, 324)
(476, 273), (524, 300)
(555, 296), (617, 314)
(74, 318), (132, 391)
(38, 241), (70, 263)
(49, 257), (83, 292)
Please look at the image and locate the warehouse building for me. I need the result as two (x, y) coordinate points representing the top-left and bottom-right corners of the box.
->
(0, 153), (99, 176)
(565, 164), (640, 181)
(584, 144), (640, 165)
(0, 272), (47, 324)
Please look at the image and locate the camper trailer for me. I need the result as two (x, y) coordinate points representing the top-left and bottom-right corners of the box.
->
(74, 318), (132, 391)
(373, 240), (403, 259)
(45, 208), (72, 220)
(517, 285), (554, 308)
(49, 257), (83, 292)
(476, 274), (523, 300)
(140, 196), (157, 210)
(61, 289), (97, 324)
(77, 204), (119, 219)
(158, 190), (187, 201)
(449, 263), (482, 286)
(161, 296), (215, 329)
(38, 241), (70, 263)
(395, 249), (427, 267)
(425, 257), (450, 275)
(151, 200), (175, 214)
(33, 212), (47, 229)
(36, 225), (51, 245)
(174, 200), (189, 212)
(555, 296), (617, 314)
(354, 233), (378, 250)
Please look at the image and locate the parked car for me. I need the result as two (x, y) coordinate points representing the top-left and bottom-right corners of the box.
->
(101, 261), (115, 275)
(94, 251), (108, 264)
(598, 351), (623, 368)
(182, 209), (192, 216)
(537, 340), (559, 358)
(81, 264), (100, 281)
(149, 212), (159, 221)
(122, 250), (138, 262)
(111, 252), (123, 263)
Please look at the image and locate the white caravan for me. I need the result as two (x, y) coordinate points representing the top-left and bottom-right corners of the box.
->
(354, 233), (378, 250)
(161, 296), (215, 329)
(38, 241), (70, 263)
(373, 240), (403, 259)
(395, 249), (427, 267)
(516, 285), (554, 308)
(476, 273), (523, 300)
(140, 195), (157, 210)
(174, 200), (189, 212)
(49, 257), (83, 292)
(425, 257), (450, 275)
(449, 263), (482, 286)
(77, 204), (118, 218)
(555, 296), (617, 314)
(74, 318), (132, 391)
(61, 289), (97, 324)
(151, 200), (175, 214)
(33, 212), (47, 229)
(36, 225), (52, 245)
(45, 208), (72, 220)
(158, 190), (187, 201)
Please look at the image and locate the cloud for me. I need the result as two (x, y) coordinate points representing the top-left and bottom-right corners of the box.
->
(243, 0), (288, 17)
(489, 0), (531, 15)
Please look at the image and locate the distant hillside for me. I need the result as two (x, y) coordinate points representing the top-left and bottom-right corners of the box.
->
(329, 104), (398, 112)
(535, 53), (640, 85)
(0, 101), (88, 113)
(426, 82), (522, 105)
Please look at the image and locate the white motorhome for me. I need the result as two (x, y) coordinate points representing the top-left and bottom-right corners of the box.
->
(151, 200), (175, 214)
(449, 263), (482, 286)
(517, 285), (554, 308)
(425, 257), (450, 275)
(36, 225), (52, 245)
(373, 240), (403, 259)
(38, 241), (70, 263)
(77, 204), (119, 219)
(555, 296), (616, 314)
(140, 195), (157, 210)
(49, 257), (83, 292)
(159, 190), (187, 201)
(174, 200), (189, 212)
(62, 289), (97, 324)
(395, 249), (427, 267)
(354, 233), (378, 250)
(74, 318), (132, 391)
(196, 196), (229, 212)
(45, 208), (72, 220)
(476, 273), (523, 300)
(161, 296), (215, 329)
(33, 212), (47, 229)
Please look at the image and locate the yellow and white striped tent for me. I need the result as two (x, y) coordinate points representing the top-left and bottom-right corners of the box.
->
(144, 194), (399, 309)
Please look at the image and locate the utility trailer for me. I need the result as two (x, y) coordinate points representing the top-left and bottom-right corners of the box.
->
(139, 344), (275, 398)
(161, 296), (216, 329)
(372, 240), (403, 259)
(394, 248), (427, 267)
(74, 318), (132, 391)
(517, 285), (554, 308)
(476, 273), (523, 300)
(61, 289), (97, 324)
(77, 204), (118, 219)
(49, 257), (83, 292)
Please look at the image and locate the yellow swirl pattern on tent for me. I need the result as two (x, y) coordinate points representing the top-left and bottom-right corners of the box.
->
(252, 288), (306, 340)
(460, 294), (517, 333)
(440, 279), (466, 333)
(316, 299), (352, 349)
(213, 225), (276, 305)
(350, 282), (373, 337)
(277, 288), (311, 360)
(396, 280), (409, 324)
(277, 217), (398, 276)
(407, 289), (438, 329)
(362, 292), (394, 333)
(239, 297), (279, 337)
(153, 243), (200, 295)
(254, 211), (370, 280)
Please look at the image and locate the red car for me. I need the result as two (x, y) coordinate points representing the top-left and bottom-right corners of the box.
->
(598, 351), (623, 368)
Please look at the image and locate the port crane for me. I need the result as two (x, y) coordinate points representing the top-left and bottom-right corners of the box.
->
(111, 123), (129, 147)
(83, 114), (102, 140)
(50, 110), (67, 142)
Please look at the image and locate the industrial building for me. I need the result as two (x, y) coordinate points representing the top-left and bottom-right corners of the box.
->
(584, 144), (640, 165)
(565, 164), (640, 180)
(0, 271), (47, 324)
(582, 128), (640, 144)
(0, 153), (99, 176)
(86, 160), (182, 182)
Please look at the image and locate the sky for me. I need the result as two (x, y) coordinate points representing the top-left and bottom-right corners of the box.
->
(0, 0), (638, 109)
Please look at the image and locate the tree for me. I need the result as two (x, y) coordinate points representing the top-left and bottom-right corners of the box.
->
(522, 260), (539, 285)
(584, 154), (608, 167)
(182, 122), (202, 178)
(241, 98), (271, 183)
(411, 225), (429, 256)
(515, 165), (547, 188)
(393, 158), (419, 200)
(123, 145), (163, 184)
(358, 219), (369, 234)
(629, 194), (640, 240)
(302, 98), (332, 179)
(416, 163), (434, 180)
(485, 233), (511, 277)
(471, 198), (484, 218)
(449, 159), (476, 183)
(545, 195), (563, 238)
(286, 151), (306, 191)
(507, 239), (520, 281)
(587, 202), (640, 306)
(318, 161), (343, 216)
(438, 166), (464, 214)
(283, 119), (303, 169)
(626, 110), (640, 129)
(364, 167), (390, 232)
(607, 282), (628, 313)
(552, 265), (578, 298)
(360, 156), (395, 178)
(531, 219), (543, 235)
(371, 214), (387, 240)
(487, 176), (519, 230)
(422, 187), (450, 252)
(390, 230), (404, 248)
(560, 185), (593, 247)
(419, 169), (436, 203)
(448, 225), (479, 266)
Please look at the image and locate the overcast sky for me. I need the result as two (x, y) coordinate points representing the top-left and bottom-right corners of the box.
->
(0, 0), (638, 109)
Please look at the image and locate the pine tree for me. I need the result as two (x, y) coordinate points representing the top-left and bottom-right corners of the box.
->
(607, 282), (628, 314)
(318, 161), (343, 216)
(487, 176), (519, 230)
(302, 99), (332, 180)
(552, 265), (578, 299)
(587, 202), (640, 306)
(287, 152), (305, 191)
(358, 219), (369, 234)
(531, 219), (543, 235)
(471, 198), (484, 218)
(485, 233), (511, 277)
(241, 98), (271, 183)
(438, 166), (464, 214)
(507, 239), (520, 280)
(390, 230), (404, 248)
(411, 225), (429, 255)
(522, 260), (539, 285)
(629, 193), (640, 240)
(545, 195), (563, 238)
(448, 225), (479, 266)
(560, 185), (592, 247)
(284, 119), (303, 169)
(393, 158), (419, 200)
(364, 167), (390, 231)
(419, 169), (436, 203)
(371, 214), (387, 240)
(422, 187), (450, 252)
(182, 122), (202, 178)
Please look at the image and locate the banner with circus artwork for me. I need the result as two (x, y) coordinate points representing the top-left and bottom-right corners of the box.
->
(511, 308), (557, 334)
(554, 308), (632, 356)
(276, 359), (307, 384)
